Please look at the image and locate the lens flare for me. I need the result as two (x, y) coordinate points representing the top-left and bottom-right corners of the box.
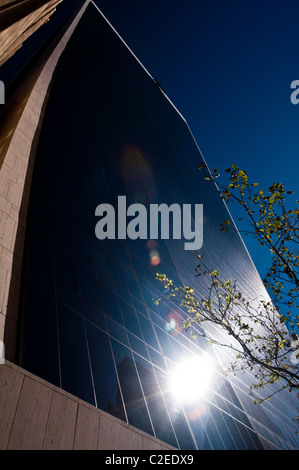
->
(165, 318), (176, 332)
(147, 239), (157, 250)
(164, 311), (182, 335)
(149, 249), (161, 266)
(120, 144), (156, 201)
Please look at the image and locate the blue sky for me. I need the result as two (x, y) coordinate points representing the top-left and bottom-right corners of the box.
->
(2, 0), (299, 281)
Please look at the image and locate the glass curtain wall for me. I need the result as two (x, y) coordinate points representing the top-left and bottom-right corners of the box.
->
(17, 4), (298, 449)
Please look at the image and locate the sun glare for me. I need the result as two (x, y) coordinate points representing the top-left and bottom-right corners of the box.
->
(170, 356), (213, 404)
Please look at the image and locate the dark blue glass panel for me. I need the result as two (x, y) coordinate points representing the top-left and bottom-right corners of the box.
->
(73, 232), (93, 266)
(132, 297), (150, 319)
(78, 268), (102, 309)
(137, 313), (160, 351)
(205, 403), (238, 450)
(57, 303), (95, 405)
(154, 327), (175, 359)
(27, 229), (54, 276)
(28, 194), (53, 233)
(128, 333), (150, 360)
(119, 297), (142, 337)
(27, 263), (55, 298)
(111, 339), (154, 436)
(148, 308), (165, 329)
(106, 316), (129, 346)
(85, 323), (126, 421)
(83, 303), (106, 331)
(99, 284), (124, 325)
(134, 354), (178, 447)
(52, 209), (75, 245)
(19, 283), (59, 386)
(56, 283), (84, 315)
(169, 407), (197, 450)
(55, 248), (79, 293)
(92, 247), (113, 282)
(246, 428), (264, 450)
(147, 346), (166, 370)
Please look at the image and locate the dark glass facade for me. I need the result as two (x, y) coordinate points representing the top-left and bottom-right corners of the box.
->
(17, 3), (299, 449)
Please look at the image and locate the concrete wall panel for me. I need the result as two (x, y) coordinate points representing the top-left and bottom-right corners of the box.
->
(43, 390), (78, 450)
(7, 374), (52, 449)
(0, 362), (175, 450)
(74, 403), (100, 450)
(0, 363), (23, 449)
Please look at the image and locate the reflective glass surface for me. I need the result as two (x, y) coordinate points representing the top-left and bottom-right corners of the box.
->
(18, 4), (298, 449)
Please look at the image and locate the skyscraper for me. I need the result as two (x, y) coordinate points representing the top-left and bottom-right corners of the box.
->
(0, 0), (298, 450)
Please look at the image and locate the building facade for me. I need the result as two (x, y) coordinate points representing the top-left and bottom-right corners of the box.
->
(0, 0), (63, 67)
(0, 0), (298, 450)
